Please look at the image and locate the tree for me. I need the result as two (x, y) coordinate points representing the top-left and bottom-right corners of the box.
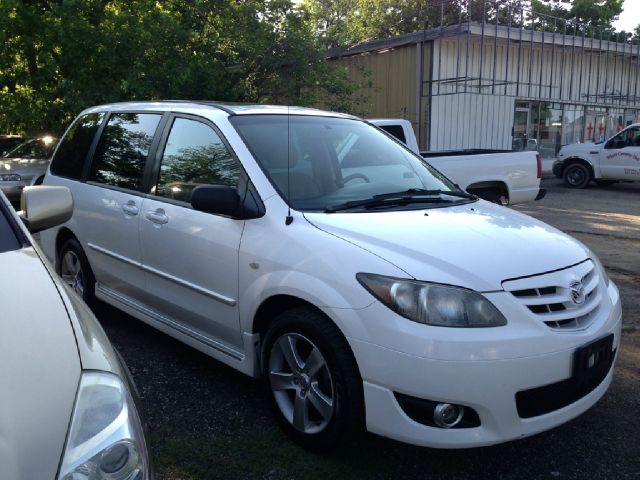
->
(303, 0), (627, 48)
(0, 0), (363, 136)
(530, 0), (624, 32)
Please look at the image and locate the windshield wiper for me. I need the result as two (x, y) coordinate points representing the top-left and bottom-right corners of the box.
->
(325, 188), (476, 213)
(377, 188), (477, 200)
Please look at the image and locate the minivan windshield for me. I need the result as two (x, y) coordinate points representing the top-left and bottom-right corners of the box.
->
(231, 115), (469, 212)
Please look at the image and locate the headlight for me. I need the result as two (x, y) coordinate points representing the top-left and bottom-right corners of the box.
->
(58, 372), (150, 480)
(357, 273), (507, 327)
(0, 173), (21, 181)
(589, 250), (610, 287)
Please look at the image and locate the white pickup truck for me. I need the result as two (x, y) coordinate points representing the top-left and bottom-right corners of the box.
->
(370, 119), (545, 205)
(552, 123), (640, 188)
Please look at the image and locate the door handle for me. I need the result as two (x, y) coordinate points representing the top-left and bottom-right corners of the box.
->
(122, 201), (139, 216)
(145, 208), (169, 225)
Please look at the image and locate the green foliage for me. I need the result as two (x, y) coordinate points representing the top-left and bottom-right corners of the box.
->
(530, 0), (625, 31)
(304, 0), (634, 48)
(0, 0), (363, 136)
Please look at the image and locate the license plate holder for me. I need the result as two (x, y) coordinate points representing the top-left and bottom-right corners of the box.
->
(572, 334), (614, 384)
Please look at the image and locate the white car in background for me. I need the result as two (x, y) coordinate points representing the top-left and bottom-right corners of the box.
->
(553, 123), (640, 188)
(0, 187), (150, 479)
(41, 101), (620, 450)
(0, 136), (57, 204)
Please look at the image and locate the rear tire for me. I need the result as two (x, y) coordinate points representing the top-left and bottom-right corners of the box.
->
(261, 307), (364, 451)
(57, 238), (96, 306)
(563, 163), (591, 188)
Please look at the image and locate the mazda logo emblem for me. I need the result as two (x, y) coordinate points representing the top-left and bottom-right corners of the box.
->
(569, 280), (586, 305)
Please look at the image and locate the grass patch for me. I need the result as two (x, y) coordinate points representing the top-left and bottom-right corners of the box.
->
(153, 429), (393, 480)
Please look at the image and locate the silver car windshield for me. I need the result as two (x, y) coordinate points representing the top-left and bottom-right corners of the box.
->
(230, 115), (463, 212)
(5, 139), (55, 159)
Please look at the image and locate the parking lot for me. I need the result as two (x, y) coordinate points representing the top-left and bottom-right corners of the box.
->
(97, 177), (640, 480)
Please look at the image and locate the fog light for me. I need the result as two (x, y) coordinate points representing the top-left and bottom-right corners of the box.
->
(433, 403), (464, 428)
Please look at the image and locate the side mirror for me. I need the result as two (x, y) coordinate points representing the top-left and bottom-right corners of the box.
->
(191, 185), (241, 218)
(20, 186), (73, 233)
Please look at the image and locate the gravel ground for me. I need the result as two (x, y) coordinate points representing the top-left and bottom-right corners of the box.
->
(98, 177), (640, 480)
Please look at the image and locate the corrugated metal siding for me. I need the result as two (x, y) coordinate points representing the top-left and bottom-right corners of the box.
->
(430, 93), (514, 151)
(432, 35), (640, 105)
(333, 45), (421, 132)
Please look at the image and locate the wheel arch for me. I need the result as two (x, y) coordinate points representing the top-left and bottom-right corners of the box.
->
(562, 157), (594, 177)
(251, 294), (363, 378)
(55, 227), (79, 270)
(466, 180), (509, 204)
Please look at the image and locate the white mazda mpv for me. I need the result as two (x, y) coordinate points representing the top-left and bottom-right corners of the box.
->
(40, 101), (622, 450)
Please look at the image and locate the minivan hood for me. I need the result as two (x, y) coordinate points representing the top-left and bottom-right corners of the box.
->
(0, 248), (80, 480)
(305, 201), (588, 291)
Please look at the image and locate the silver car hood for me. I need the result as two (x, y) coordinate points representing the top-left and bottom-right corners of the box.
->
(0, 247), (80, 480)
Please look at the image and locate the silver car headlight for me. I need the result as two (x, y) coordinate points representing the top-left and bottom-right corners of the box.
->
(58, 372), (150, 480)
(0, 173), (21, 181)
(357, 273), (507, 327)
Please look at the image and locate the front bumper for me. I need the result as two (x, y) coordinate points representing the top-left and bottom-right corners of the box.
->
(341, 281), (622, 448)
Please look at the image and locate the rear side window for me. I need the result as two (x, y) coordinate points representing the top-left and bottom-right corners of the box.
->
(154, 117), (240, 203)
(50, 112), (105, 179)
(89, 113), (161, 190)
(379, 125), (406, 144)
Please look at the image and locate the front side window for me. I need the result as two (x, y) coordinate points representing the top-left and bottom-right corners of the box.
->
(230, 115), (460, 212)
(607, 127), (640, 149)
(88, 113), (161, 190)
(50, 113), (105, 180)
(155, 118), (240, 203)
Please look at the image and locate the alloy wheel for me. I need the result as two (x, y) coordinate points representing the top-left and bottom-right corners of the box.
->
(60, 250), (85, 296)
(269, 333), (335, 434)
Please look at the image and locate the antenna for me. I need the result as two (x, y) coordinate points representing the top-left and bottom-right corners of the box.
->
(285, 105), (293, 225)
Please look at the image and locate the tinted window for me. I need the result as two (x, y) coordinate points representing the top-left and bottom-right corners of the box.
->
(155, 118), (240, 203)
(379, 125), (406, 143)
(89, 113), (161, 190)
(50, 113), (105, 179)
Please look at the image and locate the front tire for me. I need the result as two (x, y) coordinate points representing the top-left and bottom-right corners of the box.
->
(563, 163), (591, 188)
(261, 308), (364, 451)
(58, 238), (96, 305)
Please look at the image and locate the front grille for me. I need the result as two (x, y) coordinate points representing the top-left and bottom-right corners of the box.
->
(504, 260), (602, 331)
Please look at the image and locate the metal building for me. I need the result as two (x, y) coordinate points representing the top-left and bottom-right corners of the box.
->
(329, 1), (640, 159)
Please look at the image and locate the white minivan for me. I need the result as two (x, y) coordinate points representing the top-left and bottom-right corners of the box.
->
(41, 101), (622, 450)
